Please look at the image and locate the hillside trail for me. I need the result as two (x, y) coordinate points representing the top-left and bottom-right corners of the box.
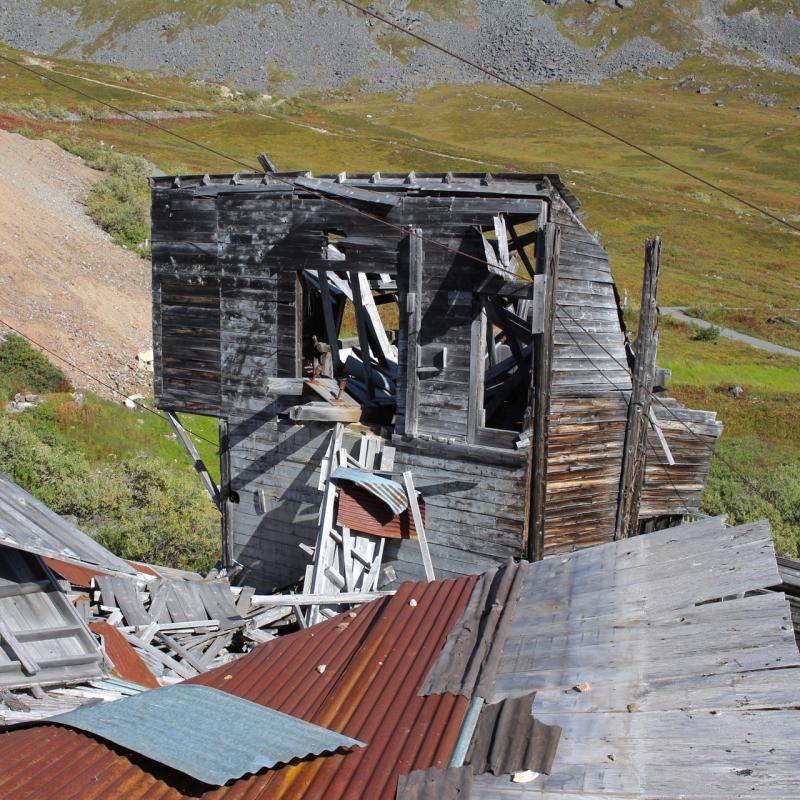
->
(0, 130), (152, 399)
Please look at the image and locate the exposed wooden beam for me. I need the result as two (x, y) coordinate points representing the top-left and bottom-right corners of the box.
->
(528, 221), (560, 562)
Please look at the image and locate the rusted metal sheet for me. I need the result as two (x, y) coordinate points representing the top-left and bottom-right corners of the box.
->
(0, 575), (477, 799)
(89, 621), (159, 690)
(337, 485), (424, 539)
(465, 690), (561, 777)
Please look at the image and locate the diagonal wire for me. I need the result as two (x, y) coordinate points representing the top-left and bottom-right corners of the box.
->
(0, 317), (219, 448)
(0, 48), (783, 516)
(336, 0), (800, 235)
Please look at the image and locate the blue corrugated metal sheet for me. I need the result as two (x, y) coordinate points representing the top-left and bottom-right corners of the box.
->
(330, 467), (408, 515)
(49, 684), (365, 785)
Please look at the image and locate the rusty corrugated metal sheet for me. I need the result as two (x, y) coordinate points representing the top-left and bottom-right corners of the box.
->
(0, 575), (477, 800)
(421, 560), (524, 698)
(44, 557), (109, 588)
(90, 621), (159, 690)
(337, 485), (424, 539)
(466, 691), (561, 777)
(44, 557), (158, 587)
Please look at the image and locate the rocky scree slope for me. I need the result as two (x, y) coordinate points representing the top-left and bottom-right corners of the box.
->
(0, 0), (798, 93)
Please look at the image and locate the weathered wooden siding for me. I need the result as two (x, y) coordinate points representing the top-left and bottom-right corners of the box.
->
(640, 397), (722, 519)
(151, 189), (221, 415)
(387, 438), (529, 583)
(543, 210), (630, 555)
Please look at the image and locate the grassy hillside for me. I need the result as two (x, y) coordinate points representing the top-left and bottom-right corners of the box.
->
(0, 44), (797, 554)
(0, 334), (220, 571)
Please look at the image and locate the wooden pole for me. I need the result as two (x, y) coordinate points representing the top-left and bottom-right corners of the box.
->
(528, 221), (560, 562)
(616, 237), (662, 539)
(219, 418), (235, 570)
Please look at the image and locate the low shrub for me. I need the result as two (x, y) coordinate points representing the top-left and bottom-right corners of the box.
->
(84, 153), (151, 254)
(0, 412), (219, 573)
(0, 333), (69, 402)
(692, 324), (721, 342)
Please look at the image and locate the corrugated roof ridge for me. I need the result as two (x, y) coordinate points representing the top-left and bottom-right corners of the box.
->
(419, 560), (525, 698)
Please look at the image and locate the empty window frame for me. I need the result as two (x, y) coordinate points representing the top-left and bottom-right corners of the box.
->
(469, 212), (545, 448)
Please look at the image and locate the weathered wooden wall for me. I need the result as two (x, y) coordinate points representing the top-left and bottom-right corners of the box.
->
(543, 207), (631, 555)
(151, 173), (721, 590)
(151, 189), (221, 415)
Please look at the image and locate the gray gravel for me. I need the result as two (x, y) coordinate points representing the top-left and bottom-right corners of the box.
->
(661, 308), (800, 359)
(0, 0), (798, 93)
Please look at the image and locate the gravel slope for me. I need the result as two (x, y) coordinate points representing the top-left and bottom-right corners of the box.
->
(0, 130), (151, 398)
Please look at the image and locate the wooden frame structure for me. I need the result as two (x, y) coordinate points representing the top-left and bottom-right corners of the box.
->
(150, 170), (722, 590)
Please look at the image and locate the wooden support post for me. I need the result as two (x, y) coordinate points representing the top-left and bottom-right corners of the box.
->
(404, 228), (424, 437)
(527, 222), (560, 562)
(166, 411), (221, 510)
(219, 418), (235, 571)
(616, 237), (662, 539)
(350, 271), (375, 402)
(318, 269), (342, 375)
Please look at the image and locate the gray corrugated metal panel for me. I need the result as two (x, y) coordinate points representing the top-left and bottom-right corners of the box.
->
(0, 546), (107, 690)
(396, 766), (473, 799)
(420, 560), (524, 698)
(330, 466), (408, 515)
(48, 684), (366, 785)
(0, 472), (136, 574)
(466, 691), (561, 778)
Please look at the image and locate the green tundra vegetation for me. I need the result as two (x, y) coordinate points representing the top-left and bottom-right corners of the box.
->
(0, 42), (798, 557)
(0, 335), (220, 572)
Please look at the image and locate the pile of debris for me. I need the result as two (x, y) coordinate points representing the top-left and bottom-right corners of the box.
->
(0, 472), (302, 726)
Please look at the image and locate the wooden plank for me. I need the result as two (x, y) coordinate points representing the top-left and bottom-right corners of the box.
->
(0, 618), (39, 675)
(287, 403), (362, 423)
(404, 228), (424, 437)
(403, 472), (435, 581)
(166, 411), (221, 510)
(317, 269), (343, 374)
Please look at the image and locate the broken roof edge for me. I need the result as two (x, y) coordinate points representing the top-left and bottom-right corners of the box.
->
(0, 471), (137, 576)
(149, 170), (581, 210)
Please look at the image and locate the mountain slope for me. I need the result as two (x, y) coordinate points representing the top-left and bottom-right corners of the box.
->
(1, 0), (799, 93)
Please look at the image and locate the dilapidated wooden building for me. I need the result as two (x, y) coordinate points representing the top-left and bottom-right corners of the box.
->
(150, 169), (721, 590)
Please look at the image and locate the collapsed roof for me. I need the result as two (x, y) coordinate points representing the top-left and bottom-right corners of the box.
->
(1, 517), (797, 799)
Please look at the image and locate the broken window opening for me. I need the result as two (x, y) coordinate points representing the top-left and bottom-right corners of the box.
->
(300, 230), (400, 426)
(471, 213), (542, 444)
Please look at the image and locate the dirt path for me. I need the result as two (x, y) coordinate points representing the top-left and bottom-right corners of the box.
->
(0, 130), (152, 398)
(661, 307), (800, 359)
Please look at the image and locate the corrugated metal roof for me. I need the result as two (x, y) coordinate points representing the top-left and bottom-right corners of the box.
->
(89, 621), (159, 690)
(396, 766), (473, 799)
(420, 560), (524, 698)
(0, 472), (136, 575)
(0, 575), (477, 799)
(49, 685), (365, 785)
(330, 467), (408, 515)
(465, 691), (560, 777)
